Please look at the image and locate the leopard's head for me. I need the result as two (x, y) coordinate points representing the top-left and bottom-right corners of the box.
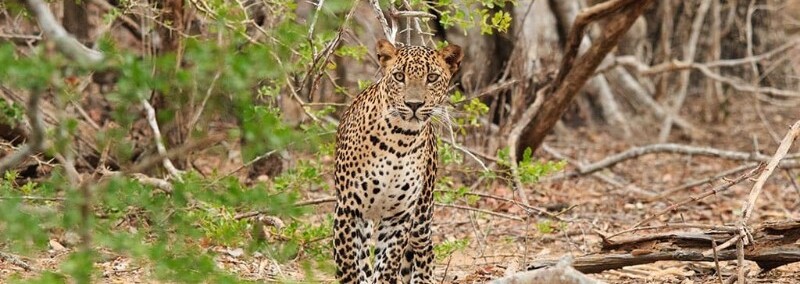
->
(376, 39), (463, 124)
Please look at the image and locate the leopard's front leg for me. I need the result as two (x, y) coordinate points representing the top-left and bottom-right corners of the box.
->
(334, 202), (372, 284)
(373, 211), (412, 283)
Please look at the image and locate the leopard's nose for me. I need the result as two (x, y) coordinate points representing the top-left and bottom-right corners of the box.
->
(404, 101), (424, 112)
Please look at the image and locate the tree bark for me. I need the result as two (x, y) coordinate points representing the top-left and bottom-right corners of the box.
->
(63, 0), (90, 44)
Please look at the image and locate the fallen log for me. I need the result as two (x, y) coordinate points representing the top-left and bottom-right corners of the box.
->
(526, 221), (800, 274)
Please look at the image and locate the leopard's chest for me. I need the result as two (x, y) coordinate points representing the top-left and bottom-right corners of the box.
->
(359, 147), (428, 220)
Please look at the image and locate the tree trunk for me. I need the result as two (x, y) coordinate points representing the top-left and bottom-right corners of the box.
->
(63, 0), (89, 44)
(516, 0), (654, 157)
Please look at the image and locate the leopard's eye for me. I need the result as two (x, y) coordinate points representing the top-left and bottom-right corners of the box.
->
(426, 74), (440, 83)
(393, 72), (405, 82)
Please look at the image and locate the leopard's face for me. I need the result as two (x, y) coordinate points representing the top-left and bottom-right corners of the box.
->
(376, 40), (463, 124)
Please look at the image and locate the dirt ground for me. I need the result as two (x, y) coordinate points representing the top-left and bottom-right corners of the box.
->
(3, 91), (800, 284)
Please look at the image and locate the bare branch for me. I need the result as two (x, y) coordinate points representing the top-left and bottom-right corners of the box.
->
(631, 166), (762, 229)
(555, 143), (798, 178)
(658, 0), (712, 141)
(369, 0), (396, 43)
(616, 57), (800, 98)
(507, 88), (546, 205)
(0, 92), (44, 174)
(24, 0), (103, 64)
(740, 120), (800, 223)
(141, 98), (182, 180)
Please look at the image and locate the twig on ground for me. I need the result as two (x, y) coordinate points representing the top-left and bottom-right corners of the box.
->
(0, 196), (66, 201)
(131, 173), (174, 193)
(711, 239), (724, 284)
(736, 231), (745, 284)
(724, 269), (749, 284)
(553, 143), (797, 179)
(0, 92), (44, 174)
(435, 202), (524, 221)
(140, 98), (183, 180)
(435, 189), (566, 221)
(651, 163), (758, 201)
(541, 144), (651, 196)
(234, 197), (524, 221)
(234, 197), (336, 220)
(629, 166), (762, 229)
(703, 234), (740, 257)
(604, 223), (738, 240)
(0, 251), (37, 271)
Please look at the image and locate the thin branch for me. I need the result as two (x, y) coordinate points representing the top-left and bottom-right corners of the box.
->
(132, 173), (174, 193)
(234, 197), (525, 221)
(442, 109), (488, 171)
(369, 0), (396, 43)
(557, 143), (797, 178)
(631, 166), (763, 229)
(740, 120), (800, 223)
(391, 10), (436, 18)
(306, 0), (326, 45)
(0, 196), (65, 201)
(435, 202), (524, 221)
(658, 0), (712, 142)
(711, 238), (724, 284)
(651, 163), (758, 201)
(0, 92), (44, 174)
(140, 98), (182, 180)
(617, 57), (800, 98)
(507, 87), (546, 205)
(435, 189), (566, 221)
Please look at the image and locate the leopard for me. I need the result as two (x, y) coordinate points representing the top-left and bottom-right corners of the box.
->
(333, 39), (463, 284)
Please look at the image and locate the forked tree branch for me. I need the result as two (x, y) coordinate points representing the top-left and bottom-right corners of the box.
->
(518, 0), (655, 156)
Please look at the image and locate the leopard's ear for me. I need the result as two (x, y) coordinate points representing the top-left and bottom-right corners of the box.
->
(376, 39), (397, 72)
(439, 44), (463, 75)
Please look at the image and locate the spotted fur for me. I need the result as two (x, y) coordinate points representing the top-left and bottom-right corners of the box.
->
(333, 39), (463, 284)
